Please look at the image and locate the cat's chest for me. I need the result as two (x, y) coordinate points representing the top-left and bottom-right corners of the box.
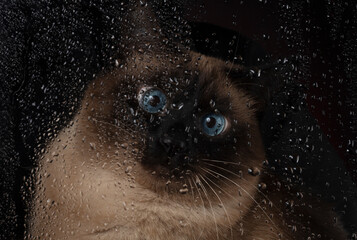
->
(30, 119), (275, 240)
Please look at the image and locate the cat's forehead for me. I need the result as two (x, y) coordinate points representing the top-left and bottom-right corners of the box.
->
(121, 51), (230, 92)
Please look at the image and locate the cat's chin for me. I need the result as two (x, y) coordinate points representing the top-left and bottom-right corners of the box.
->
(133, 162), (198, 198)
(82, 194), (248, 240)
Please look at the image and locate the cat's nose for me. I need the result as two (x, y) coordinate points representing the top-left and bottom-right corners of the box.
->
(159, 135), (187, 155)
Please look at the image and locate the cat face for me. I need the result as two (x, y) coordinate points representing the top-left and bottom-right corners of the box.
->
(81, 50), (265, 200)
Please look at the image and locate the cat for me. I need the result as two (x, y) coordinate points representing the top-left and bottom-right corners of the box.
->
(28, 50), (347, 240)
(27, 3), (347, 240)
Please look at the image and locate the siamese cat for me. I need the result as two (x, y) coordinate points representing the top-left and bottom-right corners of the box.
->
(28, 2), (347, 240)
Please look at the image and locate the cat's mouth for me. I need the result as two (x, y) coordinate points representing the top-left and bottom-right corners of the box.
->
(141, 147), (198, 176)
(132, 137), (205, 194)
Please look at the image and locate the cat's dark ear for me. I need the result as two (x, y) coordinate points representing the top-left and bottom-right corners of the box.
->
(123, 2), (165, 54)
(226, 63), (281, 118)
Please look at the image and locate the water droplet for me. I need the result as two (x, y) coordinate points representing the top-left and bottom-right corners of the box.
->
(125, 166), (132, 174)
(248, 167), (260, 176)
(179, 188), (188, 194)
(89, 142), (96, 150)
(121, 143), (128, 149)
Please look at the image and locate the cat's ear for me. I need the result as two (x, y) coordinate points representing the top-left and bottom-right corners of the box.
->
(123, 2), (165, 54)
(226, 63), (281, 118)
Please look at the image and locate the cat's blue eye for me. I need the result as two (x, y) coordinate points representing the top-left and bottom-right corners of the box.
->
(138, 87), (167, 113)
(201, 113), (227, 136)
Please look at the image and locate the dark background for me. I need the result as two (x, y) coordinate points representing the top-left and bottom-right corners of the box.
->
(187, 0), (356, 182)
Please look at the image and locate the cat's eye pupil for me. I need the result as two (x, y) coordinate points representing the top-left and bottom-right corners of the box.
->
(138, 87), (167, 113)
(205, 117), (216, 128)
(201, 113), (226, 136)
(149, 95), (161, 107)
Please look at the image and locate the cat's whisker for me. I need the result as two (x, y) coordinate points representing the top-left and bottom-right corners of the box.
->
(186, 178), (202, 240)
(201, 161), (279, 213)
(184, 178), (198, 240)
(199, 165), (279, 233)
(198, 167), (251, 212)
(195, 174), (220, 240)
(198, 167), (243, 202)
(92, 118), (139, 136)
(199, 166), (281, 238)
(187, 177), (196, 203)
(200, 158), (250, 169)
(190, 175), (208, 240)
(197, 173), (234, 240)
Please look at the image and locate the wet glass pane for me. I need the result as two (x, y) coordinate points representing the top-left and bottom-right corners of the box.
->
(1, 0), (356, 239)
